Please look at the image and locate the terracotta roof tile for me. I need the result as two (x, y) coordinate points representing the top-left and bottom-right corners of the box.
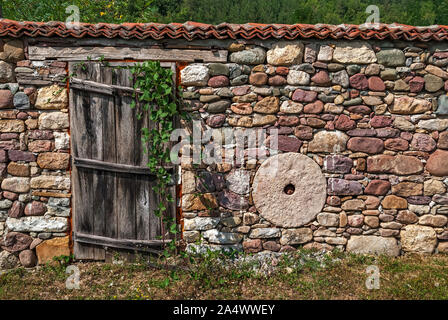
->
(0, 19), (447, 42)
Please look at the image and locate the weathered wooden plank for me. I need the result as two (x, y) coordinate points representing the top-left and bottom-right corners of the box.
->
(74, 232), (168, 254)
(29, 45), (228, 62)
(73, 157), (169, 175)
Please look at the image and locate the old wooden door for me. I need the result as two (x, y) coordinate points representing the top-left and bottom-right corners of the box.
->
(69, 61), (177, 260)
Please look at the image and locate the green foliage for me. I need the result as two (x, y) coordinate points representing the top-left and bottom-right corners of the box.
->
(129, 61), (182, 256)
(2, 0), (447, 25)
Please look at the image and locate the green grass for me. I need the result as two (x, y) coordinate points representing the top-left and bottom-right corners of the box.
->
(0, 250), (447, 300)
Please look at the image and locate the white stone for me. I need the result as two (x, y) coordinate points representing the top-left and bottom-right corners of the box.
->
(226, 169), (250, 195)
(30, 176), (71, 190)
(280, 100), (303, 113)
(400, 225), (437, 254)
(308, 130), (349, 153)
(280, 228), (313, 245)
(252, 153), (327, 228)
(317, 45), (334, 62)
(184, 217), (220, 231)
(287, 70), (310, 85)
(408, 204), (430, 215)
(38, 112), (69, 130)
(267, 43), (304, 66)
(54, 132), (70, 150)
(0, 199), (12, 209)
(346, 236), (400, 256)
(6, 216), (68, 232)
(417, 119), (448, 131)
(317, 212), (339, 227)
(1, 177), (30, 193)
(333, 42), (377, 64)
(180, 64), (209, 86)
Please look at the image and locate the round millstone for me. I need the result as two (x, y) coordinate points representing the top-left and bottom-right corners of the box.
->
(252, 153), (327, 228)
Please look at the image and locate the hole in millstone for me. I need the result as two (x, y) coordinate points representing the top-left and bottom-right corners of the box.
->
(283, 184), (295, 195)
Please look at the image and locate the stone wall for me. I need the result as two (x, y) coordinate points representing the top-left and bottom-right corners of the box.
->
(0, 38), (70, 269)
(1, 34), (448, 268)
(180, 40), (448, 256)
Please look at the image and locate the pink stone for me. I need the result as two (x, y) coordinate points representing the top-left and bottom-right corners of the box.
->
(375, 127), (400, 138)
(346, 105), (371, 115)
(327, 178), (363, 196)
(8, 201), (24, 218)
(266, 135), (302, 152)
(232, 86), (250, 96)
(370, 116), (392, 128)
(350, 74), (368, 90)
(368, 76), (385, 91)
(206, 114), (226, 128)
(243, 239), (262, 253)
(347, 137), (384, 154)
(8, 150), (35, 162)
(208, 75), (229, 88)
(304, 100), (324, 114)
(411, 133), (436, 152)
(347, 128), (376, 137)
(324, 155), (353, 173)
(292, 89), (318, 103)
(311, 70), (331, 85)
(400, 131), (413, 141)
(0, 149), (7, 163)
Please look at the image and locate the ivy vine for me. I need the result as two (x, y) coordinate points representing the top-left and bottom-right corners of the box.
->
(129, 61), (183, 257)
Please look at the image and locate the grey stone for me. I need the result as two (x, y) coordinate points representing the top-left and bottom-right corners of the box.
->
(317, 212), (339, 227)
(0, 250), (19, 269)
(376, 49), (406, 67)
(436, 95), (448, 115)
(331, 70), (350, 88)
(207, 63), (229, 76)
(230, 47), (266, 65)
(13, 92), (30, 109)
(249, 228), (281, 239)
(206, 100), (231, 113)
(184, 217), (220, 231)
(0, 61), (15, 83)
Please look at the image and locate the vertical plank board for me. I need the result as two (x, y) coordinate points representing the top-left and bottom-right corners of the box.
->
(100, 65), (118, 240)
(115, 67), (136, 240)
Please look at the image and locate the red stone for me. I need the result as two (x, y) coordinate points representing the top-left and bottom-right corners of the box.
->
(334, 114), (356, 131)
(8, 201), (24, 218)
(368, 76), (385, 91)
(266, 135), (302, 152)
(438, 131), (448, 149)
(263, 241), (281, 252)
(277, 116), (299, 126)
(3, 191), (18, 200)
(365, 180), (391, 195)
(1, 232), (33, 252)
(292, 89), (318, 103)
(370, 116), (392, 128)
(409, 76), (425, 93)
(311, 70), (331, 85)
(347, 137), (384, 154)
(276, 67), (289, 75)
(268, 75), (286, 86)
(208, 75), (229, 88)
(243, 239), (262, 253)
(304, 100), (324, 114)
(385, 138), (409, 151)
(249, 72), (268, 86)
(426, 149), (448, 176)
(8, 150), (36, 162)
(0, 90), (13, 109)
(349, 74), (368, 90)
